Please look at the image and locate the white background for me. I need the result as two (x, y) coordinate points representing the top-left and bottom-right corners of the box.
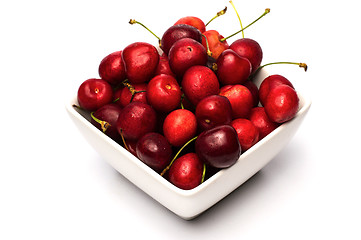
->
(1, 0), (360, 239)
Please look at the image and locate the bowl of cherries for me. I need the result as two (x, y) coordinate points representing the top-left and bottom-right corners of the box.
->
(66, 4), (311, 220)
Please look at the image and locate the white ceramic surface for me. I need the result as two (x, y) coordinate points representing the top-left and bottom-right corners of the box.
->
(66, 69), (311, 220)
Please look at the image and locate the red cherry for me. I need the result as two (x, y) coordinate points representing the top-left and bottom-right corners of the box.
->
(216, 49), (252, 85)
(121, 42), (159, 84)
(90, 103), (123, 142)
(201, 30), (229, 60)
(231, 118), (259, 151)
(98, 50), (126, 85)
(147, 74), (182, 113)
(174, 16), (206, 33)
(77, 78), (113, 111)
(195, 125), (241, 169)
(163, 109), (197, 147)
(168, 38), (208, 78)
(229, 38), (263, 73)
(219, 84), (253, 119)
(181, 65), (220, 107)
(136, 132), (173, 172)
(160, 24), (202, 56)
(195, 95), (232, 131)
(154, 53), (176, 77)
(168, 153), (203, 190)
(264, 85), (299, 123)
(117, 102), (157, 141)
(259, 74), (294, 106)
(249, 107), (279, 140)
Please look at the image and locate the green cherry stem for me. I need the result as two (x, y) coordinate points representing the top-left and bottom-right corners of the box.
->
(201, 164), (206, 184)
(205, 6), (228, 27)
(202, 33), (213, 57)
(160, 136), (198, 176)
(252, 62), (308, 77)
(129, 19), (161, 46)
(119, 129), (130, 152)
(220, 8), (270, 42)
(229, 0), (244, 38)
(90, 112), (111, 133)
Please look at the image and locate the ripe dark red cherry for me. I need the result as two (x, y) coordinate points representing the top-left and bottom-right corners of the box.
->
(117, 102), (157, 141)
(160, 24), (202, 55)
(163, 109), (197, 147)
(146, 74), (182, 113)
(219, 84), (253, 119)
(243, 80), (260, 107)
(229, 38), (263, 73)
(231, 118), (259, 151)
(121, 42), (159, 84)
(182, 65), (220, 106)
(264, 85), (299, 123)
(174, 16), (206, 33)
(195, 95), (232, 131)
(195, 125), (241, 169)
(136, 132), (173, 172)
(168, 153), (203, 190)
(216, 49), (252, 85)
(90, 103), (123, 142)
(77, 78), (113, 111)
(98, 50), (126, 85)
(259, 74), (294, 106)
(249, 107), (280, 139)
(168, 38), (208, 78)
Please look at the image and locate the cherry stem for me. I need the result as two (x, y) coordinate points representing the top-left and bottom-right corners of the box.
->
(229, 0), (244, 38)
(90, 112), (111, 133)
(160, 136), (198, 176)
(119, 129), (130, 152)
(205, 6), (227, 27)
(122, 81), (146, 103)
(252, 62), (308, 77)
(201, 164), (206, 184)
(220, 8), (270, 42)
(201, 34), (213, 57)
(129, 19), (161, 46)
(180, 94), (185, 110)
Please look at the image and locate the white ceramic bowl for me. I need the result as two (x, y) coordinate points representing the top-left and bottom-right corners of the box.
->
(66, 68), (311, 220)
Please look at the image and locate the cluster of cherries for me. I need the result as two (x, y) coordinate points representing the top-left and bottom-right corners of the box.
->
(75, 3), (307, 190)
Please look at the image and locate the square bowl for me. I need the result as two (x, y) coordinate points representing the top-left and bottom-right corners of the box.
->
(66, 68), (311, 220)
